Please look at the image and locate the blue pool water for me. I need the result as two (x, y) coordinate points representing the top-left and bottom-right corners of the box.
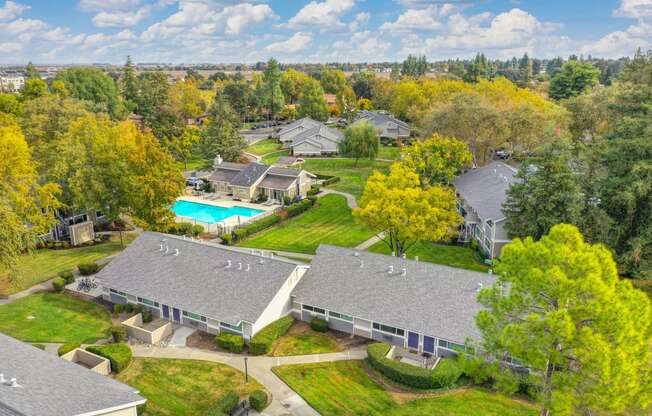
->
(172, 200), (264, 224)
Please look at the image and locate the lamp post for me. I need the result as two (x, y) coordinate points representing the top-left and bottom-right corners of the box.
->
(244, 357), (249, 383)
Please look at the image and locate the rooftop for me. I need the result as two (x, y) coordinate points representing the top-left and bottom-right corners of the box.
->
(291, 124), (343, 146)
(97, 232), (300, 325)
(229, 163), (270, 187)
(453, 161), (518, 221)
(292, 245), (496, 344)
(0, 333), (144, 416)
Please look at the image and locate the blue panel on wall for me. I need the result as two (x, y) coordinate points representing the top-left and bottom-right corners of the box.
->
(423, 336), (435, 353)
(408, 332), (419, 349)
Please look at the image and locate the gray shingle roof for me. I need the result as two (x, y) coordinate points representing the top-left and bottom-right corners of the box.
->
(208, 162), (246, 183)
(97, 232), (299, 325)
(229, 163), (269, 187)
(258, 175), (297, 190)
(292, 245), (496, 344)
(356, 110), (410, 130)
(278, 117), (321, 137)
(453, 161), (518, 221)
(0, 333), (145, 416)
(291, 124), (343, 147)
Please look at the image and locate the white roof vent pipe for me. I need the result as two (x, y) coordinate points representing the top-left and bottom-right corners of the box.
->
(0, 374), (5, 383)
(353, 252), (360, 257)
(477, 282), (484, 292)
(8, 378), (20, 388)
(237, 262), (242, 271)
(401, 268), (407, 277)
(158, 244), (163, 252)
(226, 260), (232, 269)
(359, 260), (364, 269)
(245, 264), (250, 272)
(387, 265), (394, 274)
(173, 249), (179, 256)
(164, 245), (169, 254)
(402, 253), (407, 259)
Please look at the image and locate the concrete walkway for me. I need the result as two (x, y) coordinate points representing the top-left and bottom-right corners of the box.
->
(354, 232), (387, 250)
(318, 189), (358, 209)
(0, 279), (54, 305)
(167, 326), (196, 347)
(132, 345), (367, 416)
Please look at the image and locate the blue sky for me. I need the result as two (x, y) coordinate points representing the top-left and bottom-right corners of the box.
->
(1, 0), (650, 64)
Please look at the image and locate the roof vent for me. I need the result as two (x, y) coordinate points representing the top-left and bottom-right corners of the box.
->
(477, 282), (484, 292)
(387, 265), (394, 274)
(401, 268), (407, 277)
(353, 252), (360, 257)
(158, 244), (164, 252)
(359, 260), (364, 268)
(164, 245), (169, 254)
(225, 260), (232, 269)
(488, 269), (493, 275)
(7, 378), (20, 388)
(237, 262), (242, 270)
(269, 252), (274, 259)
(173, 248), (179, 256)
(245, 264), (250, 272)
(258, 259), (265, 265)
(161, 238), (168, 243)
(0, 374), (5, 384)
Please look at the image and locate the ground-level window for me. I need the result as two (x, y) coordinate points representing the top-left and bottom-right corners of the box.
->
(220, 321), (243, 332)
(373, 322), (405, 337)
(438, 339), (465, 352)
(329, 311), (353, 321)
(110, 288), (126, 296)
(302, 304), (326, 315)
(182, 310), (206, 322)
(137, 297), (160, 308)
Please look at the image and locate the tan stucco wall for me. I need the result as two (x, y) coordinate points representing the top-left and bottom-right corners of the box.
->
(232, 186), (254, 201)
(70, 221), (95, 246)
(61, 348), (111, 376)
(122, 313), (173, 344)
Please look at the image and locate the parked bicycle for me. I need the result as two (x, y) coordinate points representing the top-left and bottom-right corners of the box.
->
(76, 277), (97, 292)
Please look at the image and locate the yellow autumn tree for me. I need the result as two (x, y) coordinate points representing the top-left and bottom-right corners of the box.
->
(354, 163), (462, 256)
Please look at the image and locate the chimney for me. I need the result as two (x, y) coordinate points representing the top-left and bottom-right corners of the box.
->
(213, 154), (223, 168)
(387, 265), (394, 274)
(401, 268), (407, 277)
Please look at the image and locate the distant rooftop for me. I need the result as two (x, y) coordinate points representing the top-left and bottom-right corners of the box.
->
(453, 161), (518, 221)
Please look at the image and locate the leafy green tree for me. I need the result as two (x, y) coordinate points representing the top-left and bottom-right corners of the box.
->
(281, 68), (311, 104)
(163, 126), (200, 170)
(320, 68), (347, 94)
(197, 93), (245, 165)
(503, 141), (583, 240)
(298, 79), (329, 121)
(0, 93), (22, 116)
(49, 80), (69, 98)
(400, 134), (472, 187)
(549, 61), (600, 100)
(222, 82), (252, 122)
(619, 48), (652, 86)
(350, 71), (375, 99)
(121, 56), (138, 108)
(133, 72), (185, 140)
(339, 121), (379, 166)
(55, 68), (127, 119)
(546, 56), (564, 78)
(401, 54), (428, 77)
(169, 80), (206, 119)
(336, 85), (357, 123)
(263, 58), (283, 121)
(354, 163), (461, 257)
(477, 224), (652, 416)
(21, 78), (48, 100)
(25, 62), (40, 79)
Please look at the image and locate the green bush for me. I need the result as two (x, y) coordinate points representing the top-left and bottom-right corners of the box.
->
(221, 233), (233, 245)
(457, 353), (496, 385)
(191, 224), (204, 236)
(113, 304), (124, 314)
(52, 277), (66, 292)
(283, 195), (292, 206)
(366, 343), (433, 389)
(215, 332), (244, 353)
(307, 195), (318, 205)
(141, 309), (152, 324)
(58, 342), (81, 356)
(237, 213), (282, 238)
(310, 318), (328, 333)
(206, 390), (239, 416)
(307, 186), (320, 196)
(286, 199), (312, 218)
(58, 270), (75, 284)
(78, 262), (100, 276)
(431, 358), (463, 388)
(175, 222), (194, 236)
(110, 325), (127, 343)
(86, 343), (133, 373)
(249, 390), (268, 411)
(317, 174), (340, 186)
(123, 303), (134, 313)
(249, 316), (294, 355)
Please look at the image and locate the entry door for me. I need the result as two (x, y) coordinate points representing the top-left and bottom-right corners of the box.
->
(408, 332), (419, 349)
(172, 307), (181, 323)
(162, 304), (170, 319)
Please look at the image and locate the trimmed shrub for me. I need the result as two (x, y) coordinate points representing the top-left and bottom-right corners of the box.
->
(78, 262), (100, 276)
(58, 270), (75, 284)
(307, 185), (320, 196)
(366, 343), (433, 389)
(310, 318), (328, 333)
(123, 303), (134, 313)
(234, 228), (248, 241)
(249, 390), (268, 411)
(191, 224), (204, 237)
(317, 174), (340, 186)
(457, 353), (496, 385)
(431, 358), (463, 388)
(215, 332), (244, 353)
(110, 325), (127, 343)
(58, 342), (81, 357)
(286, 199), (312, 218)
(235, 213), (283, 240)
(141, 309), (152, 324)
(113, 304), (124, 314)
(249, 316), (294, 355)
(86, 343), (132, 373)
(206, 390), (239, 416)
(282, 195), (291, 206)
(52, 277), (66, 292)
(307, 195), (318, 205)
(221, 233), (233, 245)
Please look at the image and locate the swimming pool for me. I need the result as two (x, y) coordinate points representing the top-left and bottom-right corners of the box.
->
(172, 200), (264, 224)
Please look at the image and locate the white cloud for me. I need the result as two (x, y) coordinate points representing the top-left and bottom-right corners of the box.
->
(329, 30), (390, 61)
(92, 7), (150, 27)
(615, 0), (652, 18)
(286, 0), (355, 29)
(0, 17), (47, 34)
(0, 41), (22, 52)
(348, 11), (369, 31)
(265, 31), (312, 53)
(0, 1), (29, 21)
(78, 0), (141, 12)
(380, 6), (447, 32)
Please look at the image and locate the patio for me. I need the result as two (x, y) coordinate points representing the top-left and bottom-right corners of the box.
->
(61, 348), (111, 375)
(121, 313), (173, 345)
(387, 346), (439, 369)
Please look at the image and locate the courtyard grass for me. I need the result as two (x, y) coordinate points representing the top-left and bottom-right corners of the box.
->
(273, 360), (537, 416)
(271, 325), (342, 356)
(0, 292), (112, 343)
(246, 138), (282, 156)
(262, 149), (290, 164)
(367, 240), (489, 273)
(0, 233), (137, 296)
(238, 194), (374, 254)
(301, 158), (392, 199)
(378, 145), (402, 160)
(117, 358), (264, 416)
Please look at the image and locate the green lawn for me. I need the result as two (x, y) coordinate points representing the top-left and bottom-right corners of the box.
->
(0, 292), (112, 343)
(301, 158), (392, 199)
(117, 358), (264, 416)
(1, 233), (137, 296)
(262, 149), (290, 164)
(367, 240), (489, 272)
(273, 361), (537, 416)
(246, 138), (282, 156)
(271, 326), (342, 356)
(378, 145), (401, 160)
(175, 154), (205, 172)
(238, 195), (374, 254)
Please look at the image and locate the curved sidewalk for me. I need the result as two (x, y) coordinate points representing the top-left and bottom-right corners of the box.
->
(131, 345), (367, 416)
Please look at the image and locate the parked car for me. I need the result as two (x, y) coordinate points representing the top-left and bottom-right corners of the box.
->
(186, 176), (201, 187)
(495, 150), (511, 159)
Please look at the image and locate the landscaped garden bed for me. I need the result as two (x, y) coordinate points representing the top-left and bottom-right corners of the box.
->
(0, 292), (112, 343)
(117, 358), (265, 416)
(270, 321), (342, 356)
(272, 360), (538, 416)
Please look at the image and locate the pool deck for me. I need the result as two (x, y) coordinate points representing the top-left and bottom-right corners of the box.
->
(175, 196), (281, 230)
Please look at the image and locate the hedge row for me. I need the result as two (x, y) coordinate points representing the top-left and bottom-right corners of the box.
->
(205, 390), (239, 416)
(315, 174), (340, 186)
(285, 199), (313, 218)
(366, 343), (462, 389)
(249, 316), (294, 355)
(233, 213), (282, 241)
(215, 332), (244, 353)
(58, 342), (81, 356)
(87, 343), (132, 373)
(78, 262), (100, 276)
(110, 325), (127, 343)
(168, 222), (204, 237)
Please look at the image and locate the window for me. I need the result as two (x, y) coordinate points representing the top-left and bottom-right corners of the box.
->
(137, 297), (159, 308)
(220, 321), (243, 331)
(182, 310), (206, 322)
(373, 322), (404, 337)
(302, 304), (325, 315)
(110, 289), (126, 296)
(438, 339), (465, 352)
(329, 311), (353, 321)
